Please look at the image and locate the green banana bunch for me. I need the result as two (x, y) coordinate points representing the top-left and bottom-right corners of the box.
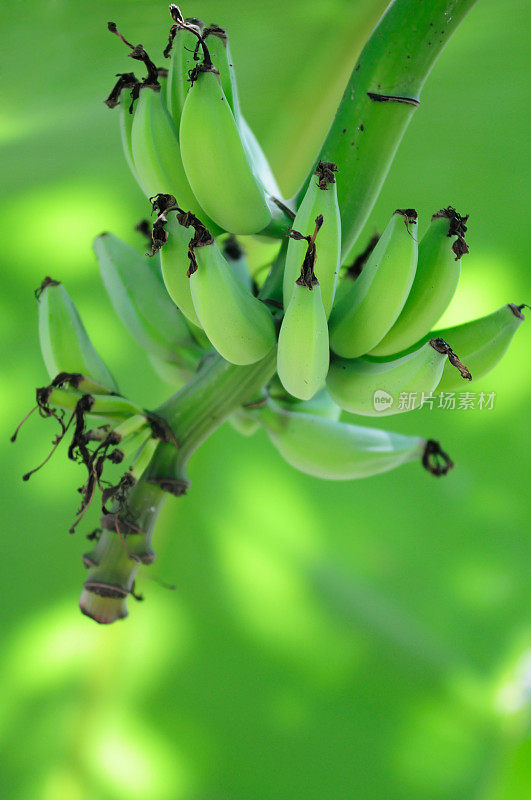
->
(277, 217), (330, 400)
(329, 209), (418, 358)
(177, 22), (271, 235)
(283, 162), (341, 318)
(187, 223), (276, 365)
(165, 16), (205, 122)
(434, 303), (526, 392)
(327, 338), (471, 416)
(37, 277), (119, 393)
(106, 22), (219, 230)
(371, 207), (469, 356)
(254, 401), (452, 480)
(94, 232), (202, 370)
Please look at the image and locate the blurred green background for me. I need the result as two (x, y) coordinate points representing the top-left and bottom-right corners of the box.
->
(1, 1), (529, 798)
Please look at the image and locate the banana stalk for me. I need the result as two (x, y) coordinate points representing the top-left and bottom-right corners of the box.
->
(297, 0), (478, 258)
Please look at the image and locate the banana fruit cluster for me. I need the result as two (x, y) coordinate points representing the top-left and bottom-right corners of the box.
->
(15, 7), (526, 552)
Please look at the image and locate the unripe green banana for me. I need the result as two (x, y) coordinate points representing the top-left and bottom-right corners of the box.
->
(277, 281), (329, 400)
(118, 85), (138, 181)
(283, 162), (341, 318)
(228, 408), (260, 437)
(158, 209), (202, 326)
(179, 62), (271, 234)
(255, 402), (452, 480)
(131, 84), (198, 211)
(189, 233), (276, 365)
(37, 278), (119, 393)
(165, 16), (205, 123)
(434, 303), (525, 392)
(43, 387), (144, 419)
(371, 208), (469, 356)
(327, 338), (471, 416)
(329, 209), (418, 358)
(202, 25), (283, 198)
(277, 216), (330, 400)
(276, 387), (341, 422)
(94, 232), (200, 360)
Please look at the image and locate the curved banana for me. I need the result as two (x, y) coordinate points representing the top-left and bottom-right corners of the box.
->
(159, 209), (202, 326)
(327, 338), (471, 416)
(165, 16), (205, 123)
(255, 401), (451, 480)
(371, 207), (469, 356)
(283, 162), (341, 318)
(202, 25), (283, 198)
(276, 387), (341, 422)
(118, 83), (138, 182)
(94, 232), (202, 366)
(277, 218), (329, 400)
(37, 278), (119, 393)
(179, 59), (271, 234)
(329, 209), (418, 358)
(434, 303), (525, 392)
(189, 230), (276, 365)
(131, 84), (199, 212)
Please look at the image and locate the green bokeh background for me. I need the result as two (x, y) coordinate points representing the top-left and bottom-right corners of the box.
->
(1, 1), (529, 798)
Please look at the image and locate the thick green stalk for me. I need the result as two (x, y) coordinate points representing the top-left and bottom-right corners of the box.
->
(297, 0), (478, 259)
(79, 349), (277, 622)
(148, 347), (277, 492)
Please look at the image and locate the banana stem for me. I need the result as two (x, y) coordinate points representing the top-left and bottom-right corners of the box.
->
(297, 0), (478, 259)
(149, 348), (278, 492)
(80, 349), (277, 622)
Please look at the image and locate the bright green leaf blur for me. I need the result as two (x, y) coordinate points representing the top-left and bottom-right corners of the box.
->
(1, 1), (529, 799)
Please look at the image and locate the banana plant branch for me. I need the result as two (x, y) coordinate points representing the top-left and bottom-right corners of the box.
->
(80, 348), (277, 622)
(297, 0), (478, 259)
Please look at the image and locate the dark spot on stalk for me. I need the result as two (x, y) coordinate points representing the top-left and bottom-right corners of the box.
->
(342, 128), (346, 133)
(422, 440), (454, 477)
(86, 528), (102, 541)
(146, 412), (178, 446)
(83, 580), (129, 599)
(360, 124), (364, 131)
(101, 513), (142, 534)
(429, 338), (472, 380)
(345, 233), (380, 280)
(315, 161), (338, 190)
(130, 581), (144, 601)
(367, 92), (420, 107)
(149, 477), (191, 496)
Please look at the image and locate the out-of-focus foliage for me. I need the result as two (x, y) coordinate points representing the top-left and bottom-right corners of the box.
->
(0, 1), (529, 798)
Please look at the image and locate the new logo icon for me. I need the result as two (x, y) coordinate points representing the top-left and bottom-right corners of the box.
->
(373, 390), (394, 412)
